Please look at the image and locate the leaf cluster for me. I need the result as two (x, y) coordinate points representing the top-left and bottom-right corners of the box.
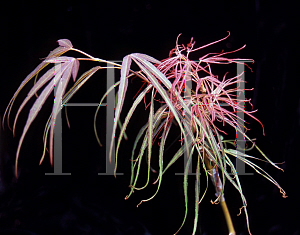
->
(3, 33), (286, 235)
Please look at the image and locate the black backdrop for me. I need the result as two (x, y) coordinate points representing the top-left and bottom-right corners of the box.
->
(0, 1), (299, 235)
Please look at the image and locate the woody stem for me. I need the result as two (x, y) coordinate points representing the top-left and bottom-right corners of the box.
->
(204, 155), (236, 235)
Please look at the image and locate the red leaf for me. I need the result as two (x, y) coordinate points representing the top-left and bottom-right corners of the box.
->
(72, 59), (80, 82)
(57, 39), (73, 48)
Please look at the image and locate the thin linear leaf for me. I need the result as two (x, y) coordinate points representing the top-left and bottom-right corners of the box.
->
(63, 66), (102, 105)
(137, 113), (172, 207)
(12, 64), (61, 135)
(14, 65), (65, 177)
(109, 55), (131, 165)
(49, 59), (77, 166)
(145, 88), (155, 190)
(130, 55), (190, 161)
(192, 152), (201, 235)
(126, 105), (168, 199)
(114, 84), (153, 173)
(94, 80), (120, 147)
(174, 145), (195, 235)
(3, 40), (73, 130)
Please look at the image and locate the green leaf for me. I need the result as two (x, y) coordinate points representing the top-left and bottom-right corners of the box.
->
(109, 55), (131, 167)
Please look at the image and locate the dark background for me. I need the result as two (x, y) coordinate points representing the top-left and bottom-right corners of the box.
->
(0, 1), (299, 235)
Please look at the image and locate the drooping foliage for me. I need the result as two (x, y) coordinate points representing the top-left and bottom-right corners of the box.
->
(3, 33), (286, 235)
